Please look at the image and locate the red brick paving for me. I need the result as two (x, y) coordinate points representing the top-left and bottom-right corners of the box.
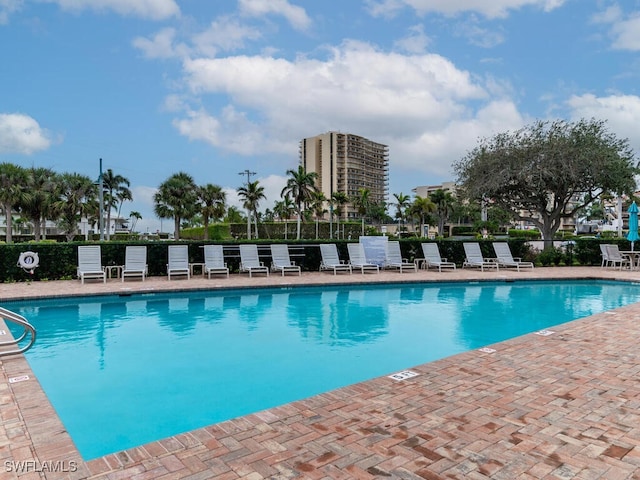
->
(2, 267), (640, 479)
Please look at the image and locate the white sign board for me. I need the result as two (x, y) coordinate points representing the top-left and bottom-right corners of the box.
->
(359, 236), (388, 267)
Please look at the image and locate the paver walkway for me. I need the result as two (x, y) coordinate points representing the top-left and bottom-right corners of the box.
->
(2, 267), (640, 479)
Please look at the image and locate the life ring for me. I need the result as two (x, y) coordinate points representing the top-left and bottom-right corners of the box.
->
(18, 251), (40, 272)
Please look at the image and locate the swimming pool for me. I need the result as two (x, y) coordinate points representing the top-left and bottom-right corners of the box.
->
(7, 280), (640, 460)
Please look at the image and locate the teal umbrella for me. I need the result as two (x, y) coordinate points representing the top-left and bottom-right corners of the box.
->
(627, 201), (639, 250)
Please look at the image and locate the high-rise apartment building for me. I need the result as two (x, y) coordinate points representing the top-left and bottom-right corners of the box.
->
(299, 132), (389, 219)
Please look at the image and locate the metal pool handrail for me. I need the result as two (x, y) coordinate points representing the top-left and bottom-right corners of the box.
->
(0, 306), (36, 357)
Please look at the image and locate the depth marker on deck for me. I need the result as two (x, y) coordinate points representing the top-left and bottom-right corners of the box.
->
(388, 370), (419, 381)
(478, 347), (496, 354)
(9, 375), (29, 384)
(535, 330), (555, 336)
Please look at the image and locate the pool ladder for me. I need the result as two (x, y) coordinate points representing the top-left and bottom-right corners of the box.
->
(0, 306), (36, 357)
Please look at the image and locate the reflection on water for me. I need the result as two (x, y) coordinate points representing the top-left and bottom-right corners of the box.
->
(4, 280), (640, 460)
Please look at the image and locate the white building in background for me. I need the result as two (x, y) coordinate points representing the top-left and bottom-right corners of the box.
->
(411, 181), (457, 199)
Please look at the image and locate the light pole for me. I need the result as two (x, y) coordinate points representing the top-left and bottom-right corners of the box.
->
(97, 158), (104, 241)
(238, 170), (256, 239)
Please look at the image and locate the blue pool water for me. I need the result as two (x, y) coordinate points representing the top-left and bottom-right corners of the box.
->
(7, 280), (640, 460)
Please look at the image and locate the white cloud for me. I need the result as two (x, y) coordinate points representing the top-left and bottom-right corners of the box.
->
(391, 99), (526, 176)
(0, 0), (22, 24)
(133, 27), (185, 59)
(170, 40), (522, 180)
(183, 41), (486, 118)
(610, 14), (640, 51)
(566, 93), (640, 151)
(394, 24), (431, 53)
(591, 4), (622, 25)
(192, 16), (263, 56)
(454, 16), (505, 47)
(0, 113), (52, 154)
(44, 0), (180, 20)
(590, 5), (640, 52)
(366, 0), (566, 19)
(238, 0), (311, 31)
(133, 17), (263, 60)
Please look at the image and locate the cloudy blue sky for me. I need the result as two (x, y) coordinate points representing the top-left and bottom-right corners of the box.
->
(2, 0), (640, 233)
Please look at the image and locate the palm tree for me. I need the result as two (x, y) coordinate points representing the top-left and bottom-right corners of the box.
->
(393, 192), (411, 232)
(311, 191), (327, 239)
(20, 167), (58, 241)
(430, 189), (456, 237)
(274, 196), (295, 240)
(331, 191), (349, 239)
(409, 195), (436, 237)
(224, 206), (245, 224)
(281, 165), (318, 240)
(102, 169), (131, 240)
(128, 211), (142, 233)
(237, 180), (265, 239)
(0, 163), (28, 243)
(352, 188), (371, 236)
(153, 172), (199, 241)
(53, 173), (98, 241)
(198, 184), (226, 240)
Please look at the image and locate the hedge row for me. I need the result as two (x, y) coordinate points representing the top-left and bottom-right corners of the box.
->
(0, 238), (624, 283)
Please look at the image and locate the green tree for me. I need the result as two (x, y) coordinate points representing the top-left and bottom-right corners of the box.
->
(102, 169), (131, 240)
(154, 172), (199, 241)
(352, 188), (370, 236)
(129, 211), (142, 233)
(274, 196), (295, 240)
(281, 165), (318, 240)
(454, 118), (638, 248)
(429, 189), (456, 237)
(409, 195), (436, 237)
(393, 192), (411, 230)
(237, 180), (265, 239)
(331, 191), (349, 239)
(53, 173), (97, 241)
(225, 206), (244, 224)
(198, 184), (226, 240)
(0, 163), (28, 243)
(20, 167), (58, 241)
(311, 190), (327, 239)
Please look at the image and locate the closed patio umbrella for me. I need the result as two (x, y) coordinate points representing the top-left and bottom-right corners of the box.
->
(627, 201), (639, 250)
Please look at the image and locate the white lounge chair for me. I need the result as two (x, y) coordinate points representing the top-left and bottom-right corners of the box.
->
(319, 244), (352, 275)
(204, 245), (229, 278)
(420, 243), (456, 272)
(347, 243), (379, 274)
(239, 244), (269, 277)
(270, 244), (301, 276)
(122, 246), (147, 282)
(605, 244), (631, 270)
(463, 243), (499, 271)
(167, 245), (190, 280)
(599, 244), (611, 268)
(384, 241), (416, 273)
(492, 242), (534, 271)
(77, 245), (106, 284)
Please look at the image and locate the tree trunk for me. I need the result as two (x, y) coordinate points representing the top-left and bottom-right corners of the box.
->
(4, 203), (12, 243)
(203, 217), (210, 240)
(174, 217), (180, 241)
(107, 211), (111, 240)
(254, 211), (259, 239)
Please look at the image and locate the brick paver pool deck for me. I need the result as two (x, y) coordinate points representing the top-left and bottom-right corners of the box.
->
(3, 266), (640, 479)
